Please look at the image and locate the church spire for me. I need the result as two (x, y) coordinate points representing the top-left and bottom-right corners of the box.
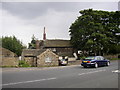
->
(43, 27), (46, 40)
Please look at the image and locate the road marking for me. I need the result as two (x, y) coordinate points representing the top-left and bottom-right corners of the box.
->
(78, 73), (86, 75)
(1, 77), (56, 86)
(78, 69), (106, 76)
(112, 70), (120, 73)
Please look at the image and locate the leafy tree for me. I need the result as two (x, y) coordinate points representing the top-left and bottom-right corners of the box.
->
(1, 36), (26, 56)
(69, 9), (120, 55)
(28, 34), (36, 49)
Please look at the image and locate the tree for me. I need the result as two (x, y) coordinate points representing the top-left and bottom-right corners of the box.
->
(69, 9), (120, 55)
(1, 36), (26, 56)
(28, 34), (36, 49)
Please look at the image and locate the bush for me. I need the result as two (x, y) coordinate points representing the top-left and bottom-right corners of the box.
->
(19, 60), (31, 67)
(109, 58), (119, 60)
(80, 56), (86, 60)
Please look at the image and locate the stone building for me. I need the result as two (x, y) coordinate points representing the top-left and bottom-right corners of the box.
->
(0, 48), (19, 67)
(32, 27), (75, 57)
(22, 49), (59, 67)
(25, 27), (76, 67)
(36, 39), (74, 57)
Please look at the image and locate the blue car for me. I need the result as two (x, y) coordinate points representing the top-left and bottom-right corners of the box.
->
(81, 56), (110, 68)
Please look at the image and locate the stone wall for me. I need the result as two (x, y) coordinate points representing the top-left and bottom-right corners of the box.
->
(0, 48), (19, 67)
(68, 60), (81, 65)
(37, 49), (59, 67)
(67, 57), (81, 65)
(1, 57), (19, 67)
(104, 55), (118, 59)
(24, 57), (37, 67)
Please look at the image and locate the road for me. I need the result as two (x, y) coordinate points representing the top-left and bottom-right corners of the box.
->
(1, 60), (119, 88)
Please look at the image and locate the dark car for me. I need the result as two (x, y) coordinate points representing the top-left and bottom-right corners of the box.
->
(81, 56), (110, 68)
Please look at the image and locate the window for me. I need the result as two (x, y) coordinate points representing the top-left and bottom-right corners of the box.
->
(52, 48), (56, 52)
(96, 56), (101, 60)
(45, 57), (52, 63)
(97, 56), (104, 60)
(85, 57), (95, 60)
(100, 56), (104, 60)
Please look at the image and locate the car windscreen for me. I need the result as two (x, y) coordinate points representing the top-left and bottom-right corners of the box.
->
(84, 57), (95, 60)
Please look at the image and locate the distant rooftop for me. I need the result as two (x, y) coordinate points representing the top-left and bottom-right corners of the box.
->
(43, 39), (72, 48)
(22, 49), (46, 56)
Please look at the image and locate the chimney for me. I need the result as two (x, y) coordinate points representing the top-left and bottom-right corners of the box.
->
(43, 27), (46, 40)
(36, 40), (39, 49)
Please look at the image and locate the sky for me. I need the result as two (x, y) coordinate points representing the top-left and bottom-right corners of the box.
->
(0, 0), (119, 47)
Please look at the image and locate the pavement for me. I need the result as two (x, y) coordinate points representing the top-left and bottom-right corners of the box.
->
(1, 60), (119, 88)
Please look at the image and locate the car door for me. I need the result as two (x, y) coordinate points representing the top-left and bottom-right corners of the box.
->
(99, 56), (104, 65)
(96, 56), (102, 66)
(100, 56), (107, 65)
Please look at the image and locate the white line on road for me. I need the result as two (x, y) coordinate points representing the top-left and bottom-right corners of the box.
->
(112, 70), (120, 73)
(78, 69), (106, 76)
(1, 77), (56, 86)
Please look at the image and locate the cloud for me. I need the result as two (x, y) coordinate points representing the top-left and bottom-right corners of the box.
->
(2, 2), (118, 20)
(2, 8), (39, 46)
(1, 7), (78, 46)
(1, 2), (99, 19)
(1, 2), (118, 47)
(90, 2), (118, 11)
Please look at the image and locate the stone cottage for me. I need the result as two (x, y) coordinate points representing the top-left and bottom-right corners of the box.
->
(37, 39), (74, 57)
(22, 49), (59, 67)
(0, 48), (19, 67)
(24, 27), (77, 67)
(29, 27), (75, 57)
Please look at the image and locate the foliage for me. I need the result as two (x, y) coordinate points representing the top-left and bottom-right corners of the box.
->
(28, 34), (36, 49)
(19, 60), (31, 67)
(1, 36), (26, 56)
(109, 58), (119, 60)
(69, 9), (120, 55)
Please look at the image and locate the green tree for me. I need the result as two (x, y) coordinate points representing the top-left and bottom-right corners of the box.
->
(1, 36), (26, 56)
(28, 34), (36, 49)
(69, 9), (120, 55)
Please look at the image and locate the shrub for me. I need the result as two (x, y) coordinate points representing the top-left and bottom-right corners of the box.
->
(19, 60), (31, 67)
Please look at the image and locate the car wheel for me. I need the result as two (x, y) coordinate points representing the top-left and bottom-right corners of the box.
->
(106, 62), (110, 66)
(95, 63), (98, 68)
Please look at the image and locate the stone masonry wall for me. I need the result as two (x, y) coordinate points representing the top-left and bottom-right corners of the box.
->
(1, 57), (19, 67)
(104, 55), (118, 59)
(24, 57), (37, 67)
(24, 57), (33, 66)
(37, 49), (59, 67)
(0, 48), (18, 67)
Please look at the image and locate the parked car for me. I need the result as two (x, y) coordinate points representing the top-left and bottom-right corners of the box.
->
(81, 56), (110, 68)
(59, 56), (68, 66)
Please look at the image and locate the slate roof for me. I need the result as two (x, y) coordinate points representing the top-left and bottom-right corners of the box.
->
(22, 49), (46, 56)
(0, 48), (17, 57)
(43, 39), (72, 48)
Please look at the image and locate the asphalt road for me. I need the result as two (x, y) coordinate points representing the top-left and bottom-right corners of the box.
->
(1, 60), (119, 88)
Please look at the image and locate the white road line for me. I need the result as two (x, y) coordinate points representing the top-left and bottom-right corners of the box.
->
(1, 77), (56, 86)
(78, 69), (106, 76)
(78, 73), (86, 75)
(112, 70), (120, 73)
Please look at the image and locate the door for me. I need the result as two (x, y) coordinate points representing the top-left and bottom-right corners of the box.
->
(96, 56), (102, 66)
(32, 57), (37, 67)
(100, 56), (106, 66)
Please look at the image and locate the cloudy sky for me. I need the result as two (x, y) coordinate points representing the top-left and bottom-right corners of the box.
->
(1, 0), (119, 47)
